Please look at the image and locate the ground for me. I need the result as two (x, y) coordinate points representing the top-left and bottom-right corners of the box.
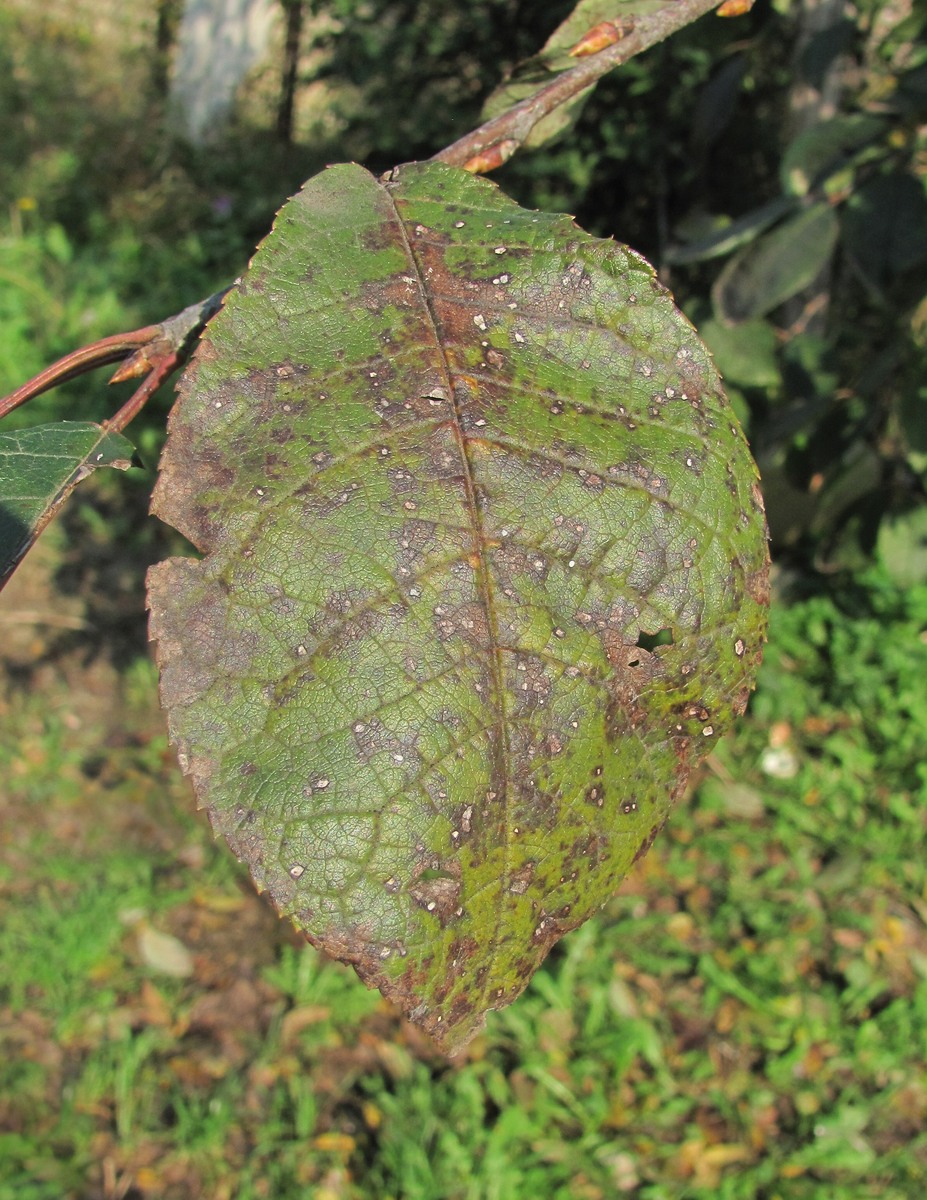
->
(2, 483), (926, 1200)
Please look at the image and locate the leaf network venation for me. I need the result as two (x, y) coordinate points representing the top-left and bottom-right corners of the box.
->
(148, 161), (768, 1049)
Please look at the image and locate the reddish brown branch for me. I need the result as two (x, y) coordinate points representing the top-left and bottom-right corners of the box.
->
(0, 289), (229, 428)
(433, 0), (726, 172)
(0, 326), (161, 420)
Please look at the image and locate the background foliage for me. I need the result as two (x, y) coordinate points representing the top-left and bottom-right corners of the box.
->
(1, 0), (926, 1195)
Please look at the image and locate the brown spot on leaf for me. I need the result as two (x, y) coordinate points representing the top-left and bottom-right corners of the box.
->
(409, 869), (463, 926)
(584, 784), (605, 808)
(432, 601), (491, 650)
(507, 862), (535, 895)
(746, 567), (771, 608)
(633, 822), (666, 865)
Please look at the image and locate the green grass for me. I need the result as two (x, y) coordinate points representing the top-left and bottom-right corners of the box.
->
(2, 561), (926, 1199)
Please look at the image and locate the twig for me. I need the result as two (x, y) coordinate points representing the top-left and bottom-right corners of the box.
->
(105, 290), (231, 433)
(0, 289), (230, 429)
(0, 327), (161, 421)
(434, 0), (726, 171)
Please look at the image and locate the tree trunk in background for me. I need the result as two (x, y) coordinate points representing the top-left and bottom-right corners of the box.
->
(783, 0), (853, 336)
(153, 0), (184, 100)
(169, 0), (279, 143)
(276, 0), (305, 144)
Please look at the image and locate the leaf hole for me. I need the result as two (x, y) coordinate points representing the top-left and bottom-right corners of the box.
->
(635, 627), (675, 653)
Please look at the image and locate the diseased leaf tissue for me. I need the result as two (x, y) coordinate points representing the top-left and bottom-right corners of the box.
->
(147, 161), (769, 1051)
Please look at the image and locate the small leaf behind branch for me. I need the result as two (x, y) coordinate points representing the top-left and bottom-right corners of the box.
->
(0, 422), (135, 590)
(481, 1), (672, 149)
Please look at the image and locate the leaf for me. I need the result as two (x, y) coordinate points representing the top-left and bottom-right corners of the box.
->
(899, 384), (927, 460)
(690, 55), (747, 154)
(148, 161), (769, 1051)
(666, 196), (797, 266)
(878, 507), (927, 588)
(842, 172), (927, 286)
(699, 318), (780, 389)
(481, 1), (669, 149)
(0, 421), (136, 590)
(780, 114), (886, 197)
(533, 0), (670, 55)
(135, 922), (195, 978)
(712, 204), (839, 325)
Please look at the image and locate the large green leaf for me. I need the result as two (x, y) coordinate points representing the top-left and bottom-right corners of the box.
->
(0, 422), (135, 590)
(148, 161), (769, 1050)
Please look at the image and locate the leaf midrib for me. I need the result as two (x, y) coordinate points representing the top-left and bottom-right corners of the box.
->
(388, 184), (514, 993)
